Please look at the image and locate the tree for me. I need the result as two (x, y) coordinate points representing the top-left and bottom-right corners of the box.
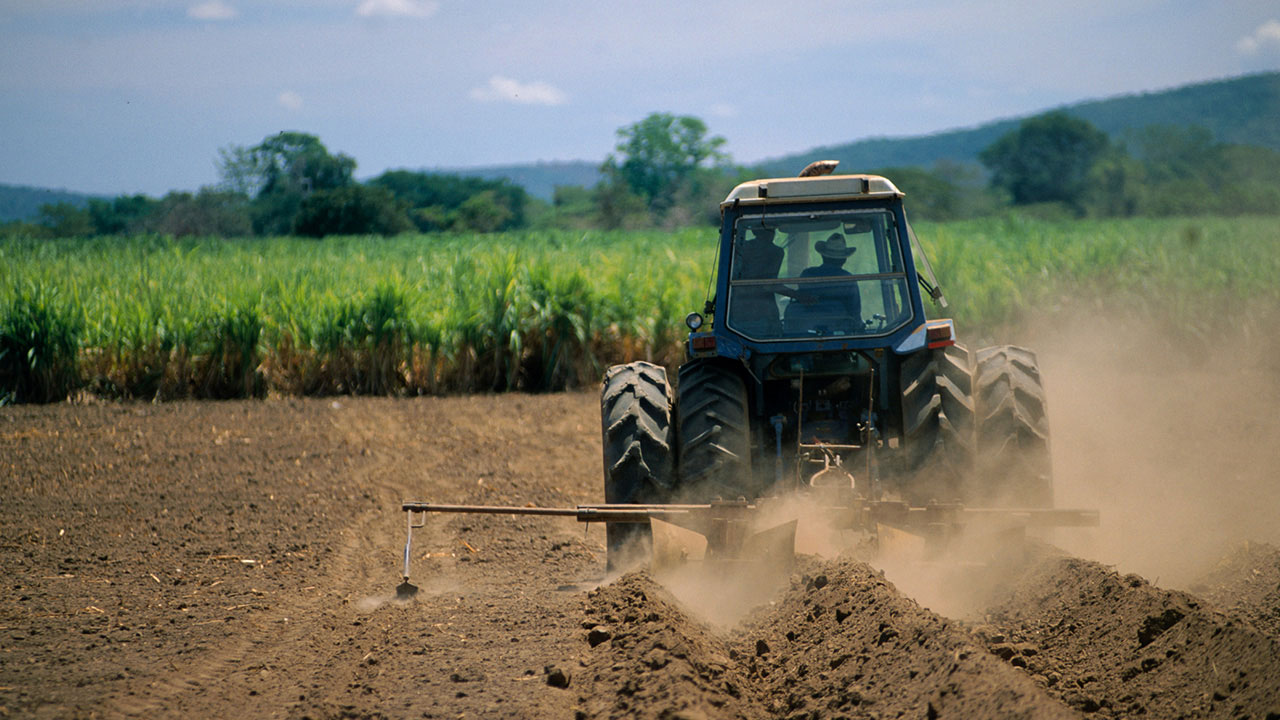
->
(368, 170), (529, 232)
(37, 202), (93, 237)
(218, 132), (358, 235)
(602, 113), (728, 214)
(87, 194), (157, 235)
(292, 185), (410, 238)
(219, 131), (356, 197)
(979, 112), (1109, 211)
(143, 189), (253, 237)
(451, 191), (514, 233)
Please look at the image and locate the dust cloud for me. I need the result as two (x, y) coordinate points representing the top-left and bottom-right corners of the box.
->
(1026, 311), (1280, 588)
(647, 309), (1280, 620)
(652, 495), (847, 626)
(868, 309), (1280, 615)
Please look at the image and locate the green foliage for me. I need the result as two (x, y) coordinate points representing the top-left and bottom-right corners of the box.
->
(0, 220), (52, 239)
(866, 162), (1003, 221)
(451, 191), (514, 233)
(293, 185), (411, 238)
(1111, 125), (1280, 217)
(89, 194), (158, 235)
(250, 190), (305, 237)
(2, 216), (1276, 401)
(980, 111), (1110, 211)
(143, 189), (253, 237)
(194, 304), (264, 399)
(918, 215), (1280, 342)
(38, 202), (94, 237)
(220, 131), (359, 235)
(245, 131), (356, 196)
(0, 284), (82, 403)
(369, 170), (528, 233)
(603, 113), (729, 215)
(592, 181), (650, 230)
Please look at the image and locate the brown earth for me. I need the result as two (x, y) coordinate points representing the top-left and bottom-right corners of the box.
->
(3, 320), (1280, 719)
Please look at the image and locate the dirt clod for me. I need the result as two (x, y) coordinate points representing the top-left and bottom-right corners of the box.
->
(587, 626), (613, 647)
(545, 665), (571, 688)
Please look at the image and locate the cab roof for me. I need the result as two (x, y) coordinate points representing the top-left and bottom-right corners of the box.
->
(721, 173), (904, 208)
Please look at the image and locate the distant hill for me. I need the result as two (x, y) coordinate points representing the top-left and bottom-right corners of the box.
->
(440, 160), (602, 202)
(756, 71), (1280, 176)
(0, 184), (102, 223)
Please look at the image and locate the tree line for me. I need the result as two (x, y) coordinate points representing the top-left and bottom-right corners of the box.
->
(6, 111), (1279, 240)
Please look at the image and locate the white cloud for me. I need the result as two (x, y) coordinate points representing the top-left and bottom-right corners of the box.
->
(278, 90), (303, 110)
(708, 103), (737, 118)
(468, 76), (567, 106)
(1236, 19), (1280, 55)
(187, 1), (237, 21)
(355, 0), (439, 18)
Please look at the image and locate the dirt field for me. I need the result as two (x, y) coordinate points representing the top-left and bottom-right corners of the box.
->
(3, 328), (1280, 719)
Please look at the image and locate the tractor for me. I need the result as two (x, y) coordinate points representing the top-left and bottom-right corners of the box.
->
(599, 161), (1054, 564)
(397, 162), (1089, 590)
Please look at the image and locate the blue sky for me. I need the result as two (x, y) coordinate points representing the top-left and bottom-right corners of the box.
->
(2, 0), (1278, 196)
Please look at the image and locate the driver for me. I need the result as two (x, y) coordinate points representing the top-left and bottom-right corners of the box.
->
(786, 233), (862, 333)
(730, 227), (785, 337)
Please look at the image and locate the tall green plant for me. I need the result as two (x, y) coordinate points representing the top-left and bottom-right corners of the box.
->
(0, 285), (82, 403)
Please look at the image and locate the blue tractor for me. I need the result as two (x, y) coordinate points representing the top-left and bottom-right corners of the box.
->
(600, 162), (1054, 561)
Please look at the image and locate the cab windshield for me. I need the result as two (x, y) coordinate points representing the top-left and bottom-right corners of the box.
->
(725, 209), (913, 341)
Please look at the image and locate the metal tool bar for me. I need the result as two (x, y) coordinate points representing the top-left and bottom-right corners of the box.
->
(859, 501), (1101, 528)
(403, 502), (582, 517)
(402, 501), (748, 525)
(956, 508), (1101, 527)
(399, 501), (743, 588)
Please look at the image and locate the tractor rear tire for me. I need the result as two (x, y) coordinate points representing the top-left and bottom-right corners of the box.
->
(675, 361), (755, 502)
(600, 361), (674, 570)
(971, 345), (1053, 507)
(900, 344), (975, 503)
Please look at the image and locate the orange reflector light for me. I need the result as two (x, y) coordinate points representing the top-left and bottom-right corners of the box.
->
(691, 335), (717, 352)
(926, 323), (954, 348)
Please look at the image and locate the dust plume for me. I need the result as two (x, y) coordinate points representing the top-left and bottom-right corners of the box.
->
(873, 305), (1280, 613)
(1025, 310), (1280, 588)
(654, 494), (850, 625)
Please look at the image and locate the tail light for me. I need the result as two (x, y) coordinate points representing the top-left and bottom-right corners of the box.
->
(925, 322), (954, 349)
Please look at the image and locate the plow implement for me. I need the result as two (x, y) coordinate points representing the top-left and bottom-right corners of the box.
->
(397, 496), (1099, 596)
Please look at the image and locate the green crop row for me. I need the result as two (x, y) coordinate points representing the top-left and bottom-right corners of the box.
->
(2, 216), (1276, 403)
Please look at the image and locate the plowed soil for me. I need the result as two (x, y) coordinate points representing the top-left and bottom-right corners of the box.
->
(4, 329), (1280, 719)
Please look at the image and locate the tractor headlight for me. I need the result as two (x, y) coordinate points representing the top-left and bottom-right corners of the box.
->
(685, 312), (704, 331)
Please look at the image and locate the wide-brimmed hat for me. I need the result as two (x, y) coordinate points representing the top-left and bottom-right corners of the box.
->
(814, 233), (856, 259)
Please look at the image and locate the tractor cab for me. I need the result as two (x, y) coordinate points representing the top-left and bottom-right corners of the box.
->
(725, 204), (914, 341)
(687, 168), (951, 379)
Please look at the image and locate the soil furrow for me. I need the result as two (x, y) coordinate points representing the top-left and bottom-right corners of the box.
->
(973, 553), (1280, 718)
(577, 559), (1079, 720)
(1185, 541), (1280, 641)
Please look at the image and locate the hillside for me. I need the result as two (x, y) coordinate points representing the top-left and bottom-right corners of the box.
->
(443, 160), (602, 202)
(0, 185), (100, 223)
(757, 71), (1280, 176)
